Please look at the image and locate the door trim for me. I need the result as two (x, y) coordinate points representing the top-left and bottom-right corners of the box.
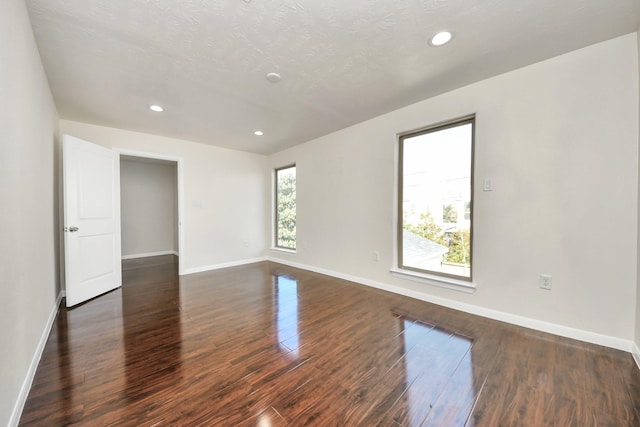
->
(114, 148), (185, 276)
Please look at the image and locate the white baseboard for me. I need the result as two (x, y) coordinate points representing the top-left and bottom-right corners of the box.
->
(182, 257), (268, 275)
(267, 257), (635, 354)
(632, 343), (640, 370)
(121, 250), (178, 260)
(8, 290), (63, 427)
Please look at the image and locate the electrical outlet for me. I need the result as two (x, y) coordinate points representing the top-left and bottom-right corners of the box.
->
(372, 251), (380, 262)
(539, 274), (552, 290)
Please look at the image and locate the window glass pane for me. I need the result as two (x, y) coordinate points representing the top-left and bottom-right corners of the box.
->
(401, 120), (473, 279)
(276, 166), (296, 249)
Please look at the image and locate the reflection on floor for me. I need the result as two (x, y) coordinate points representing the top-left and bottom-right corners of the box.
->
(19, 255), (640, 426)
(275, 276), (300, 357)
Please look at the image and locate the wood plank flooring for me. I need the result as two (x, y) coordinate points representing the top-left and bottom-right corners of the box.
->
(19, 255), (640, 426)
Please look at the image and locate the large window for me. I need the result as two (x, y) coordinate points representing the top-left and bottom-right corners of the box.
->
(398, 116), (474, 280)
(275, 165), (296, 250)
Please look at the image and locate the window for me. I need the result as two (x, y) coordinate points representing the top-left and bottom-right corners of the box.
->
(398, 116), (474, 280)
(275, 165), (296, 250)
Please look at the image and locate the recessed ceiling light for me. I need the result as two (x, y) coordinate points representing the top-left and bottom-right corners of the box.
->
(254, 130), (264, 136)
(266, 73), (281, 83)
(149, 105), (164, 112)
(430, 31), (453, 46)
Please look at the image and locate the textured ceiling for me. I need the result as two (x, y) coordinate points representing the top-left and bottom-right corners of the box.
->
(26, 0), (640, 154)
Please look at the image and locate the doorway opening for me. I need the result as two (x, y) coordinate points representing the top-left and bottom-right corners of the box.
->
(117, 150), (184, 276)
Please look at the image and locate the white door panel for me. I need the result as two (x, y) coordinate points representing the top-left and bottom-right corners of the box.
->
(63, 135), (121, 307)
(78, 154), (113, 218)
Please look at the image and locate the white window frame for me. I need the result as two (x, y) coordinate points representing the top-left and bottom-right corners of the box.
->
(274, 164), (297, 251)
(394, 115), (476, 290)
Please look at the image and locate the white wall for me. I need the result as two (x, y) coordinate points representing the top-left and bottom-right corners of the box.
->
(269, 34), (639, 344)
(0, 0), (60, 425)
(59, 120), (268, 273)
(120, 157), (177, 257)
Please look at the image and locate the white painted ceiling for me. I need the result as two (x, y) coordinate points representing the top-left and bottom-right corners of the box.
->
(26, 0), (640, 154)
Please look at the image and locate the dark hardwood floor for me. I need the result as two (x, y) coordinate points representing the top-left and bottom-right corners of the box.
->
(19, 255), (640, 426)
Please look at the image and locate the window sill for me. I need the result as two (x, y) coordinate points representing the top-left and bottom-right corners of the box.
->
(390, 268), (476, 294)
(270, 247), (297, 255)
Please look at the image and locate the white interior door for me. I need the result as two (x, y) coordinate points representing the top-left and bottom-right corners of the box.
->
(63, 134), (121, 307)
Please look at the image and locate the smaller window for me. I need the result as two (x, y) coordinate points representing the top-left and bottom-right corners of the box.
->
(275, 165), (296, 250)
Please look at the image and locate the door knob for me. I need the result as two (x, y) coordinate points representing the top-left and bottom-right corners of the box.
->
(68, 226), (79, 232)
